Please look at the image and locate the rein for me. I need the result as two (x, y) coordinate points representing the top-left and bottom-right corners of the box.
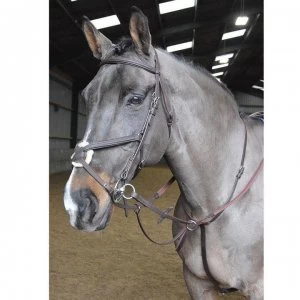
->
(71, 49), (264, 294)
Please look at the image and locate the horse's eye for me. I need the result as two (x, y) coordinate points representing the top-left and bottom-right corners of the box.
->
(128, 95), (143, 105)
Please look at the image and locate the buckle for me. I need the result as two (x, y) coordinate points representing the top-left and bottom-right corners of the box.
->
(151, 92), (159, 104)
(71, 147), (94, 168)
(138, 159), (145, 170)
(236, 166), (245, 179)
(121, 170), (128, 180)
(167, 114), (173, 127)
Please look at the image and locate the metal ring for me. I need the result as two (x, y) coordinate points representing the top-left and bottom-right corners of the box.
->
(122, 184), (136, 200)
(186, 220), (198, 231)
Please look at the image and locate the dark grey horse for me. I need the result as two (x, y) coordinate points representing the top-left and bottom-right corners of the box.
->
(64, 7), (263, 300)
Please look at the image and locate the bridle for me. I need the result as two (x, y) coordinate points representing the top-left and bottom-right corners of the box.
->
(71, 49), (172, 194)
(70, 49), (264, 294)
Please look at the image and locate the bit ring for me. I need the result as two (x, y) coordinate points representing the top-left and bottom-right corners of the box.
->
(122, 184), (136, 200)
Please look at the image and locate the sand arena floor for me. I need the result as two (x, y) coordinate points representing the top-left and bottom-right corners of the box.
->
(50, 166), (245, 300)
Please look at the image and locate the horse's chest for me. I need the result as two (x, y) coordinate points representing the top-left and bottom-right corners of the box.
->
(179, 226), (238, 285)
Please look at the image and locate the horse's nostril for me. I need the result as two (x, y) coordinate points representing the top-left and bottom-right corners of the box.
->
(71, 189), (99, 215)
(78, 198), (89, 213)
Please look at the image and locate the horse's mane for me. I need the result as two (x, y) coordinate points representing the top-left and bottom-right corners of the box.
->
(111, 37), (233, 98)
(188, 61), (234, 98)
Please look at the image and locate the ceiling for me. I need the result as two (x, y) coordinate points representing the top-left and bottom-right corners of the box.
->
(50, 0), (263, 97)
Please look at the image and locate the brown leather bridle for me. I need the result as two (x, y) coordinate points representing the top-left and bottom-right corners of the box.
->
(70, 49), (264, 294)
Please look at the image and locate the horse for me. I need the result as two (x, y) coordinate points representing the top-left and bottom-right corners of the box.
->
(63, 7), (264, 300)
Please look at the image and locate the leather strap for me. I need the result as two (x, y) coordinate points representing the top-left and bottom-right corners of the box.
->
(153, 50), (173, 133)
(200, 225), (238, 294)
(82, 134), (142, 151)
(100, 57), (158, 74)
(111, 158), (264, 249)
(119, 95), (158, 180)
(131, 192), (191, 224)
(79, 159), (114, 194)
(135, 209), (187, 246)
(152, 176), (176, 200)
(196, 158), (264, 226)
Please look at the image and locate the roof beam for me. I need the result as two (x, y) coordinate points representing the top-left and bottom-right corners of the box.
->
(191, 0), (198, 55)
(108, 0), (127, 34)
(205, 0), (239, 70)
(56, 0), (82, 32)
(155, 0), (166, 49)
(223, 13), (263, 82)
(152, 7), (262, 40)
(187, 43), (260, 61)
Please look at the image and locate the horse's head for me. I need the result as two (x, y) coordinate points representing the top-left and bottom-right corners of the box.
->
(64, 7), (171, 232)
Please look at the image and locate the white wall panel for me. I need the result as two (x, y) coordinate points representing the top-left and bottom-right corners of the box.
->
(234, 91), (264, 114)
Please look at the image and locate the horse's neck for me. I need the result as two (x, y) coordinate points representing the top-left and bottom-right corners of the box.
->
(160, 51), (246, 216)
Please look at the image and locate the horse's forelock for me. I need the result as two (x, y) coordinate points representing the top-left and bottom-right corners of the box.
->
(113, 37), (134, 56)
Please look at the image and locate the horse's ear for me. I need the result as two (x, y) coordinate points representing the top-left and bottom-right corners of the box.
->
(129, 6), (152, 55)
(82, 16), (113, 60)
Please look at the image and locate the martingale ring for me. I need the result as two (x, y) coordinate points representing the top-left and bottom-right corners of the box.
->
(186, 220), (198, 231)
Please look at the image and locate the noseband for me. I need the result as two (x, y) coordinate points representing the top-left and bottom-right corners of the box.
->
(70, 49), (264, 294)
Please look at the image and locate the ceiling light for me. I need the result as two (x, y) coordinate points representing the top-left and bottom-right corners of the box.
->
(212, 72), (224, 77)
(159, 0), (195, 15)
(212, 63), (228, 70)
(235, 16), (249, 26)
(215, 53), (234, 62)
(91, 15), (120, 29)
(219, 57), (229, 63)
(222, 29), (246, 40)
(252, 85), (264, 91)
(167, 41), (193, 52)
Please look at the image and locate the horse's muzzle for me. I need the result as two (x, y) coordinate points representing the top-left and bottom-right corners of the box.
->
(64, 187), (113, 232)
(71, 189), (99, 222)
